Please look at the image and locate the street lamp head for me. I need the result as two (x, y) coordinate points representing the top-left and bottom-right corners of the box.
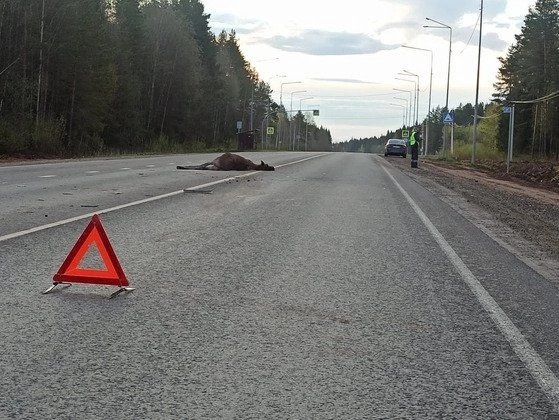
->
(402, 45), (433, 54)
(281, 81), (301, 87)
(402, 69), (419, 77)
(424, 17), (451, 29)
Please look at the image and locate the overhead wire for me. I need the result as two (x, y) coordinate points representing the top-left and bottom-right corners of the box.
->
(459, 12), (481, 55)
(511, 90), (559, 104)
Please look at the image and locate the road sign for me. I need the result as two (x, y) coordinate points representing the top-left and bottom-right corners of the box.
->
(267, 127), (274, 135)
(236, 121), (242, 132)
(443, 112), (454, 124)
(402, 130), (410, 138)
(503, 106), (512, 114)
(313, 109), (319, 116)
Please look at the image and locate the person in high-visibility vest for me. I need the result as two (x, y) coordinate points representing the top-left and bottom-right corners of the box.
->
(409, 127), (421, 168)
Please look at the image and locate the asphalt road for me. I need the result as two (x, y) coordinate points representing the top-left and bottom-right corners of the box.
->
(2, 152), (559, 418)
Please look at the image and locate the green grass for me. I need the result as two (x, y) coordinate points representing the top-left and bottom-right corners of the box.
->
(427, 140), (504, 164)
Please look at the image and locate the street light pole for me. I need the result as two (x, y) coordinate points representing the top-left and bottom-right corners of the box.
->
(401, 70), (420, 125)
(298, 97), (313, 150)
(304, 104), (320, 151)
(396, 76), (417, 125)
(401, 45), (433, 155)
(263, 75), (286, 147)
(425, 17), (452, 154)
(393, 88), (412, 127)
(290, 90), (306, 114)
(392, 97), (409, 126)
(425, 17), (452, 112)
(249, 59), (279, 132)
(280, 81), (301, 107)
(290, 90), (307, 150)
(299, 96), (314, 111)
(278, 81), (301, 149)
(390, 104), (407, 127)
(472, 0), (484, 164)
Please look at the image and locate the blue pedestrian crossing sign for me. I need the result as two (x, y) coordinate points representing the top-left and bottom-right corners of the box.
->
(443, 112), (454, 124)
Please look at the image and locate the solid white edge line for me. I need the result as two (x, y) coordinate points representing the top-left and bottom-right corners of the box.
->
(1, 154), (326, 242)
(0, 190), (185, 242)
(381, 162), (559, 410)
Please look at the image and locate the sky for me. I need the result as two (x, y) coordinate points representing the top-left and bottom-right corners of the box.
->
(201, 0), (534, 142)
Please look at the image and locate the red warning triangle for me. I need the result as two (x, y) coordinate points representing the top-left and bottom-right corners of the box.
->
(53, 214), (129, 287)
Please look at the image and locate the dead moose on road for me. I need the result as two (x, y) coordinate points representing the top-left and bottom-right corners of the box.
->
(177, 152), (275, 171)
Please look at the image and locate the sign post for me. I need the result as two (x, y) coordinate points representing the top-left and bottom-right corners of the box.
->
(505, 105), (515, 173)
(443, 111), (455, 154)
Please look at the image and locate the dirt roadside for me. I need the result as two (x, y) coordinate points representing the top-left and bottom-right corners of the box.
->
(382, 155), (559, 283)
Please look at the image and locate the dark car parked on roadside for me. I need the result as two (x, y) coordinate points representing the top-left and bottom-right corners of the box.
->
(384, 138), (407, 158)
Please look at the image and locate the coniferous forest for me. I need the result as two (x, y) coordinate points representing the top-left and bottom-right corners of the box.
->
(2, 1), (558, 160)
(0, 0), (332, 157)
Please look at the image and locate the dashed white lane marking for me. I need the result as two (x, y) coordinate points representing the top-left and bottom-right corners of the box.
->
(121, 167), (131, 170)
(146, 165), (155, 168)
(85, 170), (99, 174)
(38, 175), (56, 178)
(381, 164), (559, 411)
(274, 154), (324, 168)
(1, 154), (326, 243)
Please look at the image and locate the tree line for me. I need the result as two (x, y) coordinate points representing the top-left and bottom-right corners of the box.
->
(0, 0), (332, 157)
(494, 0), (559, 160)
(338, 0), (559, 161)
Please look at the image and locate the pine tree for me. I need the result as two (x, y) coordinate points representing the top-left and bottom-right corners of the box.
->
(495, 0), (559, 157)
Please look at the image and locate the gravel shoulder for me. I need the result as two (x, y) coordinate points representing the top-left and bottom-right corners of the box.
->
(382, 155), (559, 283)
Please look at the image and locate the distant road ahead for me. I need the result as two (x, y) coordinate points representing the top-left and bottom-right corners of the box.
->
(1, 152), (559, 418)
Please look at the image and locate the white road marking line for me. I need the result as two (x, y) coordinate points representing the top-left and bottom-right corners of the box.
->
(121, 167), (131, 170)
(0, 190), (184, 242)
(38, 175), (56, 178)
(85, 170), (99, 174)
(1, 154), (326, 243)
(274, 154), (325, 168)
(381, 164), (559, 411)
(146, 165), (155, 168)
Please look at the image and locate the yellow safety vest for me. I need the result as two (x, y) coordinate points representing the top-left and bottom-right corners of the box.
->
(409, 132), (417, 146)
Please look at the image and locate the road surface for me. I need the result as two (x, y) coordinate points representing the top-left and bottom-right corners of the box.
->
(1, 152), (559, 418)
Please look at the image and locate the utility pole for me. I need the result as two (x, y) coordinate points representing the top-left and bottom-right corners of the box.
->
(425, 18), (452, 154)
(401, 45), (433, 155)
(472, 0), (484, 164)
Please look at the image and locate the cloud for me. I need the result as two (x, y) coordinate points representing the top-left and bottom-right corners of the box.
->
(386, 1), (510, 51)
(397, 0), (508, 23)
(482, 32), (508, 51)
(263, 30), (399, 56)
(208, 12), (266, 35)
